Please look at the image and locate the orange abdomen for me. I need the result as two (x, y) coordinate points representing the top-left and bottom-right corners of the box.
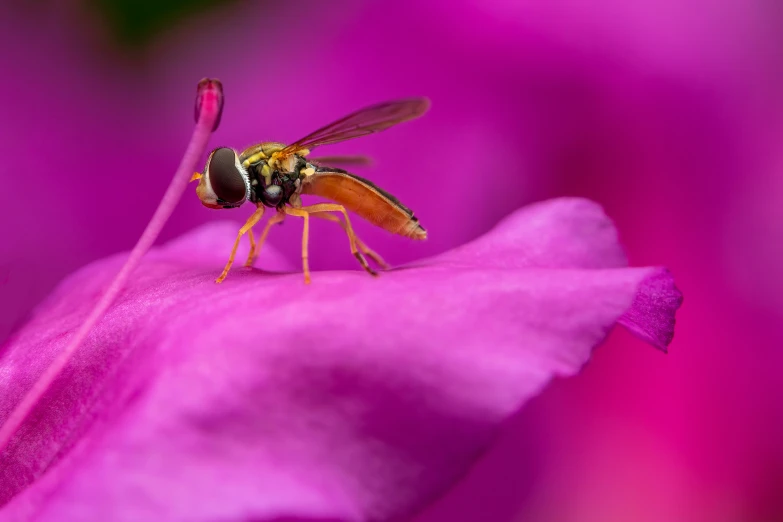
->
(302, 170), (426, 240)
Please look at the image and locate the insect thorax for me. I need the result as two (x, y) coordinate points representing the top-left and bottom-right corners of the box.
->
(246, 154), (307, 208)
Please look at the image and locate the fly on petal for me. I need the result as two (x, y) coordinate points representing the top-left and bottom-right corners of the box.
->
(0, 198), (681, 522)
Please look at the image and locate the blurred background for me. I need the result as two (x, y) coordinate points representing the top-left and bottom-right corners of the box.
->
(1, 1), (781, 520)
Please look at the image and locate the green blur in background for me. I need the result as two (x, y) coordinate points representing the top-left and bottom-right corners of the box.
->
(89, 0), (239, 47)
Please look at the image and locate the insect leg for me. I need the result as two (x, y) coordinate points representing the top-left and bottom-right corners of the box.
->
(215, 204), (265, 283)
(245, 211), (286, 267)
(310, 213), (389, 269)
(283, 207), (312, 284)
(247, 229), (256, 262)
(296, 203), (377, 277)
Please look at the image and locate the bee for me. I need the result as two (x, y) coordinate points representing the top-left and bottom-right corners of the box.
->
(191, 98), (430, 284)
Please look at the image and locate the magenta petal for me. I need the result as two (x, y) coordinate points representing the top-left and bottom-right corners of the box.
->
(427, 198), (628, 269)
(618, 268), (683, 352)
(0, 198), (681, 522)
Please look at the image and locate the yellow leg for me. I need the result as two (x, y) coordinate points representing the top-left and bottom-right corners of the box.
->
(311, 212), (389, 269)
(215, 205), (265, 283)
(245, 211), (286, 267)
(284, 207), (312, 284)
(293, 203), (378, 277)
(247, 229), (256, 263)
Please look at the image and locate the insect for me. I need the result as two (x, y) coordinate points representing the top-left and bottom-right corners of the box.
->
(191, 98), (430, 284)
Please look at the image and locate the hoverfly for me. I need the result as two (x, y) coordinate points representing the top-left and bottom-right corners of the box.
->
(191, 98), (429, 284)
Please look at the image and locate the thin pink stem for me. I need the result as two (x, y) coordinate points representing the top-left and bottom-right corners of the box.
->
(0, 78), (224, 454)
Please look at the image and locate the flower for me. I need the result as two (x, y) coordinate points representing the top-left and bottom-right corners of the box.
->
(0, 197), (681, 521)
(0, 2), (697, 520)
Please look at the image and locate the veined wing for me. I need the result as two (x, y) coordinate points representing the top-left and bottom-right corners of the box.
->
(309, 155), (374, 168)
(280, 98), (430, 156)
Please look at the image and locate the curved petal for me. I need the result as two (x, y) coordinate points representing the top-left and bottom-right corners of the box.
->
(0, 198), (681, 522)
(617, 268), (682, 352)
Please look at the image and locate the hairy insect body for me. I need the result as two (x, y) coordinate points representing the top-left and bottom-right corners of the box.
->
(242, 142), (308, 209)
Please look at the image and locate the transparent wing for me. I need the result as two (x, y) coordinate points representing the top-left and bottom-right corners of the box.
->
(309, 155), (374, 167)
(280, 98), (430, 155)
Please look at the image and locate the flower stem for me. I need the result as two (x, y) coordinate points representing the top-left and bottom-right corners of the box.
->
(0, 78), (224, 454)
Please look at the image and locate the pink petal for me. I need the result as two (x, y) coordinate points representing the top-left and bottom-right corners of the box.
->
(0, 198), (681, 521)
(617, 269), (682, 352)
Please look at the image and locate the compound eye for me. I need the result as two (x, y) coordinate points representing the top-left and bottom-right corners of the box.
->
(208, 148), (247, 204)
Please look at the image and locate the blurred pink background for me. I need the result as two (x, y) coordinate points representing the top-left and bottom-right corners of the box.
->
(1, 1), (782, 520)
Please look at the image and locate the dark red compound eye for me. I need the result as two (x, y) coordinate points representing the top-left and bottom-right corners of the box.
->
(208, 148), (246, 204)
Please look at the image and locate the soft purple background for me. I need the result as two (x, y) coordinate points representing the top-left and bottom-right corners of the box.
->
(1, 1), (781, 520)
